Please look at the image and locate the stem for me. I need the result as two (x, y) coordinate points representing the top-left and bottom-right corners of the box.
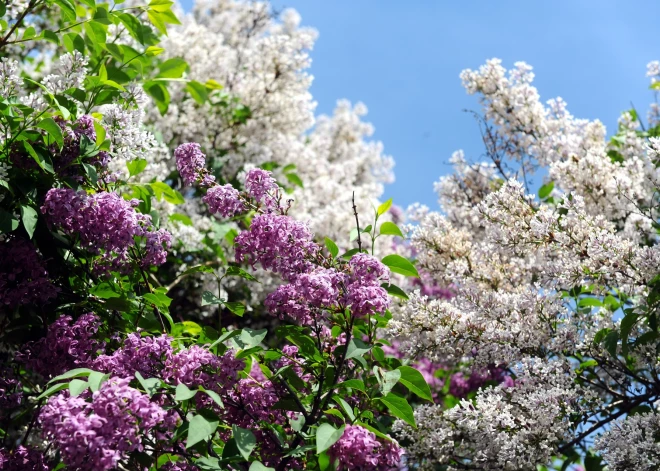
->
(0, 0), (39, 49)
(352, 192), (362, 253)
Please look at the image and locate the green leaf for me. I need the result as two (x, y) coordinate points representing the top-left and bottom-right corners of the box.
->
(236, 328), (267, 349)
(186, 412), (219, 449)
(345, 338), (370, 360)
(334, 396), (355, 421)
(379, 221), (404, 238)
(20, 205), (38, 239)
(337, 379), (365, 392)
(620, 313), (640, 356)
(397, 365), (433, 401)
(381, 254), (419, 278)
(157, 58), (188, 79)
(316, 423), (345, 454)
(201, 290), (224, 306)
(224, 301), (246, 317)
(538, 181), (554, 200)
(226, 265), (259, 282)
(377, 198), (393, 216)
(127, 158), (147, 177)
(36, 382), (69, 400)
(285, 172), (304, 188)
(175, 383), (198, 401)
(146, 46), (165, 56)
(151, 182), (184, 204)
(381, 283), (409, 300)
(0, 208), (18, 234)
(48, 368), (94, 384)
(249, 461), (275, 471)
(379, 369), (401, 395)
(69, 379), (89, 397)
(54, 0), (76, 21)
(87, 371), (109, 392)
(37, 117), (64, 150)
(186, 80), (208, 105)
(233, 425), (256, 460)
(603, 331), (619, 358)
(378, 393), (416, 427)
(199, 387), (224, 409)
(134, 371), (161, 397)
(578, 297), (603, 308)
(324, 237), (339, 258)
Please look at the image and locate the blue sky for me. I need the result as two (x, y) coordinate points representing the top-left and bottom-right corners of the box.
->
(267, 0), (660, 209)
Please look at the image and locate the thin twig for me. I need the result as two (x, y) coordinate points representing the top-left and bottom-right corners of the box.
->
(352, 191), (362, 252)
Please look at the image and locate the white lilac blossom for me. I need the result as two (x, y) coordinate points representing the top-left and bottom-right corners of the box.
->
(392, 59), (660, 470)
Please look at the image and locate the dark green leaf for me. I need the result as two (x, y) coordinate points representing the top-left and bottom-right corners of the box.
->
(381, 283), (409, 300)
(378, 393), (416, 427)
(398, 365), (433, 401)
(37, 117), (64, 150)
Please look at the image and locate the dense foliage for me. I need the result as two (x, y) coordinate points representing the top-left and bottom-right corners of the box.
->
(2, 0), (660, 470)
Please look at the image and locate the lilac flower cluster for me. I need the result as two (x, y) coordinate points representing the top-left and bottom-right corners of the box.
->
(95, 333), (173, 379)
(0, 368), (22, 418)
(41, 188), (171, 273)
(0, 237), (59, 309)
(54, 115), (110, 173)
(163, 345), (243, 392)
(344, 254), (390, 317)
(449, 365), (511, 397)
(235, 213), (319, 280)
(244, 168), (279, 209)
(203, 184), (245, 217)
(328, 424), (404, 471)
(40, 378), (168, 471)
(16, 313), (104, 378)
(0, 446), (50, 471)
(265, 268), (341, 324)
(175, 143), (215, 187)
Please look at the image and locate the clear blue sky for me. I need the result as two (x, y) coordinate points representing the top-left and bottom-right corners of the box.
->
(265, 0), (660, 209)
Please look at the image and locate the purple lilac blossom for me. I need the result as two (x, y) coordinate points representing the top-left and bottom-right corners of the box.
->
(41, 188), (171, 273)
(175, 143), (215, 187)
(40, 378), (169, 471)
(244, 168), (278, 209)
(16, 313), (104, 378)
(0, 446), (50, 470)
(265, 268), (341, 324)
(449, 366), (508, 397)
(235, 213), (319, 281)
(54, 115), (109, 173)
(164, 345), (243, 392)
(0, 368), (23, 418)
(0, 238), (59, 309)
(203, 184), (245, 217)
(142, 229), (172, 267)
(344, 254), (390, 317)
(328, 424), (404, 471)
(94, 333), (173, 379)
